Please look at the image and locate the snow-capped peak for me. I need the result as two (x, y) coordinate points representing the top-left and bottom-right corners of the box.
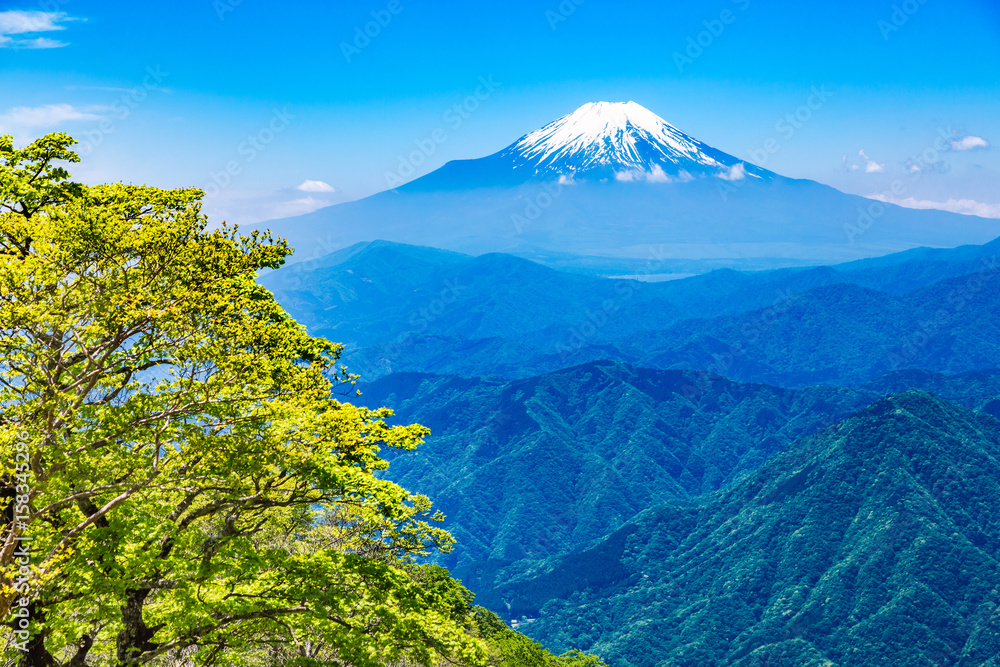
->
(505, 101), (753, 180)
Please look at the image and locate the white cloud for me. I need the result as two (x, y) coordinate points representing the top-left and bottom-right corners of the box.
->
(0, 104), (106, 132)
(717, 163), (746, 181)
(17, 36), (67, 49)
(949, 135), (989, 151)
(0, 10), (74, 49)
(296, 179), (338, 193)
(266, 196), (333, 219)
(614, 166), (676, 183)
(843, 150), (885, 174)
(868, 194), (1000, 219)
(647, 164), (671, 183)
(557, 174), (576, 185)
(200, 187), (348, 227)
(859, 149), (885, 174)
(0, 10), (65, 34)
(904, 156), (949, 176)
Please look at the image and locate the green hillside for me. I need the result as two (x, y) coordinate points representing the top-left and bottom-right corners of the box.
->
(472, 392), (1000, 666)
(361, 361), (875, 569)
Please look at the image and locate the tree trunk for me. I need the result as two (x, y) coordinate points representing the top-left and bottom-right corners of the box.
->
(116, 588), (160, 665)
(16, 605), (58, 667)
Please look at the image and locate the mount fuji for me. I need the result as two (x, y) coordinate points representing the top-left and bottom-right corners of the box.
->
(259, 102), (998, 268)
(511, 101), (759, 179)
(408, 100), (771, 189)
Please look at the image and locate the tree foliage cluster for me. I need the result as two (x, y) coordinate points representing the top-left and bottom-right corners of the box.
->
(0, 133), (603, 667)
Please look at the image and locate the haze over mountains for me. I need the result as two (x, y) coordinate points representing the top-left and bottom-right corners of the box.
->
(258, 102), (999, 268)
(262, 236), (1000, 386)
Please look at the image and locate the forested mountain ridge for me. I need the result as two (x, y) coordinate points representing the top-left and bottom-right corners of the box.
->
(362, 361), (1000, 575)
(264, 240), (1000, 384)
(471, 391), (1000, 666)
(339, 262), (1000, 386)
(863, 368), (1000, 415)
(361, 360), (876, 569)
(627, 262), (1000, 386)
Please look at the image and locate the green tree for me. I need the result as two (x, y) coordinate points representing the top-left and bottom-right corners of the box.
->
(0, 134), (485, 666)
(471, 608), (607, 667)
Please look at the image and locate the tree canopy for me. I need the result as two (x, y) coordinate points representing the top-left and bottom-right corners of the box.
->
(0, 133), (594, 667)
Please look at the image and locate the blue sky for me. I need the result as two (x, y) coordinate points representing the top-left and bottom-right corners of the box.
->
(1, 0), (998, 224)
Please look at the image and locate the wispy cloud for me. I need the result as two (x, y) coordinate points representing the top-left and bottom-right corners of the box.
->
(859, 149), (885, 173)
(949, 135), (990, 152)
(267, 196), (334, 218)
(647, 164), (672, 183)
(19, 36), (67, 49)
(0, 104), (107, 133)
(614, 166), (678, 183)
(0, 10), (65, 33)
(0, 10), (75, 49)
(904, 157), (950, 176)
(296, 179), (338, 193)
(717, 163), (746, 181)
(201, 186), (348, 227)
(869, 194), (1000, 220)
(843, 150), (885, 174)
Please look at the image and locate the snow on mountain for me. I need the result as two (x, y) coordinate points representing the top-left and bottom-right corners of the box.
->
(499, 101), (766, 182)
(401, 100), (770, 191)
